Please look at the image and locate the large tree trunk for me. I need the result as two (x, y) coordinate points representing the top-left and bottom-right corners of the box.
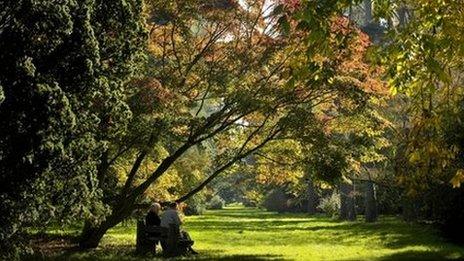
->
(364, 180), (378, 222)
(79, 213), (126, 248)
(79, 215), (129, 248)
(339, 181), (356, 221)
(79, 198), (138, 248)
(307, 179), (318, 215)
(79, 221), (111, 249)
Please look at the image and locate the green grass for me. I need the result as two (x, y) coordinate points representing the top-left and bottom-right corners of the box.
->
(26, 206), (464, 260)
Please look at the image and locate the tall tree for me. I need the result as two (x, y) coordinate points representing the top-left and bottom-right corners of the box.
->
(0, 0), (146, 257)
(379, 0), (464, 240)
(77, 0), (377, 248)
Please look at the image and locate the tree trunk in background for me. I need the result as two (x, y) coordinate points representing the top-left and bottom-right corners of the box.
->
(339, 182), (356, 221)
(307, 179), (318, 215)
(402, 197), (420, 222)
(398, 6), (407, 27)
(348, 4), (353, 20)
(364, 0), (373, 25)
(364, 180), (378, 222)
(348, 183), (357, 221)
(339, 183), (348, 219)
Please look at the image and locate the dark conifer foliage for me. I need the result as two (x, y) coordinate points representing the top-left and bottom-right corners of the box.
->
(0, 0), (146, 257)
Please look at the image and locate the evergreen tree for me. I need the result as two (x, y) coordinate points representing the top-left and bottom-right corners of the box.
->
(0, 0), (146, 257)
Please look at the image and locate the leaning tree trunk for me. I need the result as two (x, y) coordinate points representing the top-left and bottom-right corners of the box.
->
(339, 181), (356, 221)
(79, 221), (112, 249)
(79, 198), (138, 248)
(307, 179), (318, 215)
(364, 180), (378, 222)
(79, 214), (128, 249)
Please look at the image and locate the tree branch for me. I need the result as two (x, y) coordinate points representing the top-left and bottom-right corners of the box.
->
(176, 127), (281, 202)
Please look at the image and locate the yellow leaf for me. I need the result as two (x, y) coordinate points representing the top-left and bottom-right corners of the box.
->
(450, 169), (464, 188)
(409, 151), (421, 163)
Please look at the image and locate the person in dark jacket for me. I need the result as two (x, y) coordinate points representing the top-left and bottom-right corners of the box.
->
(146, 202), (161, 226)
(145, 202), (162, 252)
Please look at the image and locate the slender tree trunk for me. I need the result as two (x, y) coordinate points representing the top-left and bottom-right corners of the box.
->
(347, 185), (356, 221)
(348, 4), (353, 20)
(339, 183), (348, 220)
(307, 179), (318, 215)
(398, 6), (407, 27)
(96, 150), (109, 185)
(364, 0), (372, 25)
(176, 129), (280, 203)
(339, 181), (356, 221)
(402, 197), (419, 222)
(364, 180), (378, 222)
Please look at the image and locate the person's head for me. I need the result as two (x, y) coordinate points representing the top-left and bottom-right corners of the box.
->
(168, 201), (178, 210)
(150, 202), (161, 214)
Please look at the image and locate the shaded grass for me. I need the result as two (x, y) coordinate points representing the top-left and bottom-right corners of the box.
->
(25, 206), (464, 260)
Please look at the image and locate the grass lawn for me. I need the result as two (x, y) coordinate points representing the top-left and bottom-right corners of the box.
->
(26, 206), (464, 260)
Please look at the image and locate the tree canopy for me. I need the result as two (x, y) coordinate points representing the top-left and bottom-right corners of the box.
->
(2, 0), (464, 258)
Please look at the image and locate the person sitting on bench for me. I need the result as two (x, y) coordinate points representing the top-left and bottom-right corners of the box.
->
(146, 202), (161, 227)
(145, 202), (162, 251)
(160, 202), (198, 254)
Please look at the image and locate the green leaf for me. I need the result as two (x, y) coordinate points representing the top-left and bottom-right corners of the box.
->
(426, 58), (451, 84)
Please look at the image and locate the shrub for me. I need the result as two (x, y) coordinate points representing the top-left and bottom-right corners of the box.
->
(242, 199), (258, 207)
(183, 196), (206, 216)
(184, 204), (205, 216)
(207, 195), (225, 210)
(263, 188), (289, 213)
(318, 192), (340, 218)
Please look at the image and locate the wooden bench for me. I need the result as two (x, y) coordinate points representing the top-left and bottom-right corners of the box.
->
(135, 220), (193, 257)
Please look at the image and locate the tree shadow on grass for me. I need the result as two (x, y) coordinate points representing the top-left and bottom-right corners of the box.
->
(188, 254), (285, 260)
(187, 219), (311, 232)
(182, 249), (285, 260)
(23, 244), (134, 261)
(374, 249), (464, 261)
(189, 212), (464, 260)
(291, 221), (436, 248)
(203, 208), (325, 221)
(23, 244), (285, 261)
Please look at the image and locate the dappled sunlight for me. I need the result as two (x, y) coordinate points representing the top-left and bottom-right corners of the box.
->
(183, 207), (464, 260)
(3, 1), (464, 260)
(24, 207), (464, 260)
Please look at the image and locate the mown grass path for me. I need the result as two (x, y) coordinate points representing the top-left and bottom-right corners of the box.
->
(29, 206), (464, 260)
